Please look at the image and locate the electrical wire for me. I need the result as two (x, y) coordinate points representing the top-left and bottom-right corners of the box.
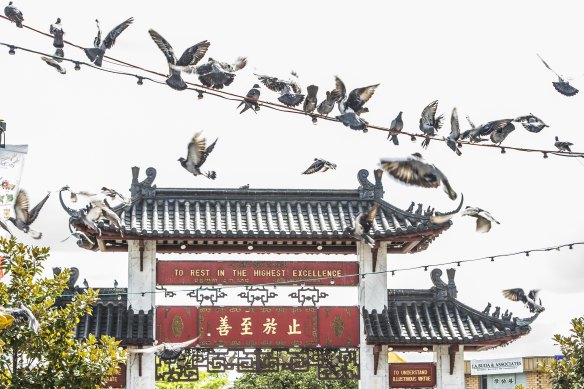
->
(1, 16), (584, 159)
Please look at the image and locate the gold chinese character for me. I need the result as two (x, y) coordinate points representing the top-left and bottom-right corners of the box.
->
(216, 316), (232, 336)
(287, 318), (302, 335)
(262, 318), (277, 335)
(241, 317), (253, 335)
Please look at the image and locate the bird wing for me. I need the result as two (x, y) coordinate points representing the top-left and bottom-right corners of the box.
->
(537, 53), (561, 78)
(477, 209), (499, 224)
(475, 216), (492, 233)
(420, 100), (439, 126)
(93, 19), (101, 47)
(302, 159), (325, 174)
(187, 133), (217, 167)
(352, 84), (379, 104)
(176, 40), (211, 67)
(502, 288), (526, 302)
(231, 56), (247, 71)
(102, 17), (134, 49)
(14, 190), (30, 223)
(128, 337), (199, 354)
(148, 29), (177, 64)
(27, 192), (51, 224)
(366, 204), (379, 223)
(289, 79), (302, 94)
(449, 107), (460, 139)
(255, 74), (291, 94)
(334, 76), (347, 100)
(0, 219), (12, 236)
(379, 156), (438, 188)
(193, 60), (215, 75)
(528, 289), (539, 301)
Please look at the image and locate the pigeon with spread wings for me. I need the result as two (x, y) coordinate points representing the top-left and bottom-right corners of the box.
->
(334, 76), (378, 132)
(255, 74), (305, 107)
(178, 132), (218, 179)
(302, 158), (337, 174)
(446, 108), (462, 155)
(345, 204), (379, 248)
(514, 114), (548, 133)
(1, 302), (39, 333)
(190, 56), (247, 89)
(379, 153), (457, 200)
(84, 17), (133, 67)
(418, 100), (444, 148)
(128, 337), (199, 360)
(462, 206), (500, 233)
(502, 288), (544, 313)
(537, 54), (579, 96)
(149, 29), (210, 91)
(9, 190), (50, 239)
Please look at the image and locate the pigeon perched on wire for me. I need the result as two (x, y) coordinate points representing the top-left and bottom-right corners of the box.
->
(189, 56), (247, 89)
(8, 190), (50, 239)
(334, 76), (378, 132)
(514, 114), (548, 133)
(4, 1), (23, 28)
(537, 54), (579, 97)
(128, 337), (199, 360)
(149, 29), (210, 91)
(387, 112), (403, 146)
(461, 206), (500, 233)
(554, 136), (573, 152)
(502, 288), (544, 313)
(489, 120), (515, 144)
(303, 85), (318, 114)
(446, 108), (462, 155)
(41, 56), (66, 74)
(316, 89), (341, 116)
(344, 203), (379, 249)
(419, 100), (444, 148)
(1, 302), (39, 333)
(461, 118), (514, 144)
(178, 132), (218, 179)
(255, 74), (305, 107)
(379, 153), (457, 200)
(84, 17), (133, 67)
(49, 18), (64, 48)
(302, 158), (337, 174)
(237, 84), (261, 114)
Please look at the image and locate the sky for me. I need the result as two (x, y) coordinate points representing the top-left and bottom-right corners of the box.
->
(1, 0), (584, 363)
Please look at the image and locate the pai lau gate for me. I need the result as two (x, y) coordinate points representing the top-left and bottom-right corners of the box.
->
(60, 167), (538, 388)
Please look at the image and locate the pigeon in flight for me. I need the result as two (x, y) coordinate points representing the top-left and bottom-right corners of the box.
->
(85, 200), (123, 231)
(128, 337), (199, 360)
(49, 18), (64, 48)
(84, 17), (133, 67)
(316, 89), (341, 116)
(502, 288), (544, 313)
(41, 56), (66, 74)
(461, 206), (500, 233)
(514, 114), (548, 133)
(190, 56), (247, 89)
(149, 29), (210, 91)
(302, 158), (337, 174)
(8, 190), (50, 239)
(446, 108), (462, 155)
(554, 136), (573, 152)
(255, 74), (305, 107)
(537, 54), (579, 96)
(419, 100), (444, 148)
(178, 132), (218, 179)
(379, 153), (457, 200)
(237, 84), (261, 114)
(345, 204), (379, 249)
(1, 302), (39, 333)
(461, 118), (514, 144)
(334, 76), (378, 132)
(4, 1), (23, 28)
(387, 112), (403, 146)
(303, 85), (318, 114)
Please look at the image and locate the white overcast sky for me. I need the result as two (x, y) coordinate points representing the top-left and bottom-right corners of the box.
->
(1, 0), (583, 362)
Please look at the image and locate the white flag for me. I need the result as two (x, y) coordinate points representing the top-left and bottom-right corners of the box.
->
(0, 145), (28, 220)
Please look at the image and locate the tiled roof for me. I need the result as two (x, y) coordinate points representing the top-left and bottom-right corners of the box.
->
(362, 269), (536, 350)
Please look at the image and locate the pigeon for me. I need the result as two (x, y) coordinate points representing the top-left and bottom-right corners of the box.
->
(387, 112), (403, 146)
(316, 89), (341, 116)
(446, 108), (462, 155)
(49, 18), (64, 48)
(41, 56), (66, 74)
(85, 199), (123, 230)
(61, 225), (95, 247)
(334, 76), (378, 132)
(0, 218), (13, 237)
(237, 84), (261, 114)
(303, 85), (318, 113)
(461, 206), (500, 233)
(301, 158), (337, 174)
(461, 119), (514, 144)
(84, 17), (134, 67)
(489, 120), (515, 144)
(190, 56), (247, 89)
(429, 194), (464, 224)
(537, 54), (579, 97)
(514, 114), (548, 133)
(114, 279), (118, 289)
(379, 153), (457, 200)
(2, 302), (39, 333)
(255, 74), (305, 107)
(128, 337), (199, 360)
(345, 204), (378, 248)
(8, 190), (50, 239)
(4, 1), (23, 28)
(419, 100), (444, 148)
(149, 29), (210, 91)
(178, 132), (218, 179)
(83, 278), (89, 288)
(502, 288), (544, 313)
(554, 136), (573, 152)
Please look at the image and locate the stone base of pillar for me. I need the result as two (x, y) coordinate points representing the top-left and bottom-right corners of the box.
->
(434, 344), (465, 389)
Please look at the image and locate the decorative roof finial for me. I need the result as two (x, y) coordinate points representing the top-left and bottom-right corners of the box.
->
(130, 166), (157, 202)
(358, 169), (384, 199)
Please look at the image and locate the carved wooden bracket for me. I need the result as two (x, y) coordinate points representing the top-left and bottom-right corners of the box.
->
(448, 345), (458, 375)
(371, 244), (379, 273)
(373, 344), (382, 375)
(138, 352), (143, 376)
(139, 241), (145, 272)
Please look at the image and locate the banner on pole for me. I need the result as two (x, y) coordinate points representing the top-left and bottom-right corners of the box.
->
(0, 145), (28, 221)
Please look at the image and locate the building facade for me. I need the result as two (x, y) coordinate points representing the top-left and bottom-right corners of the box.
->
(465, 356), (554, 389)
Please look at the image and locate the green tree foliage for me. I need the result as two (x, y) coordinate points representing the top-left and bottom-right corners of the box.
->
(546, 316), (584, 389)
(156, 371), (229, 389)
(0, 237), (126, 388)
(232, 368), (358, 389)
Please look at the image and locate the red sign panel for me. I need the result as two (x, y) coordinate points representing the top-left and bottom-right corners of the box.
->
(389, 363), (436, 388)
(318, 307), (360, 347)
(104, 363), (126, 388)
(156, 306), (198, 343)
(157, 261), (359, 286)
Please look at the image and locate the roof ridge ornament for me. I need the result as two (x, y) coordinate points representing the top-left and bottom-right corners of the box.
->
(431, 268), (457, 299)
(358, 169), (384, 199)
(130, 166), (157, 201)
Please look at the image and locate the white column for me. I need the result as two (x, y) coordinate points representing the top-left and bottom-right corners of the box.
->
(127, 240), (157, 389)
(433, 344), (465, 389)
(359, 242), (389, 389)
